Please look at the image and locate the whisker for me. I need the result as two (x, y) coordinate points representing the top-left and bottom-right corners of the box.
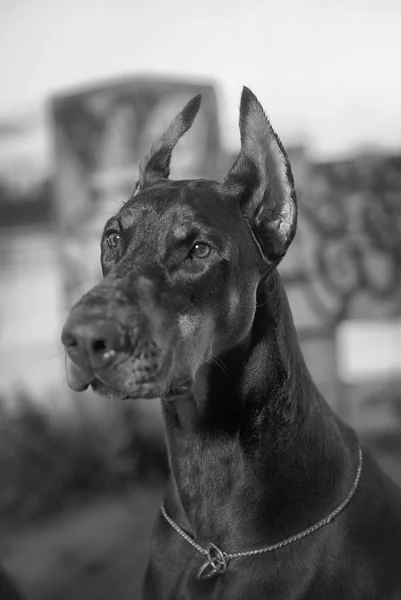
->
(212, 357), (231, 380)
(255, 301), (270, 308)
(235, 300), (270, 309)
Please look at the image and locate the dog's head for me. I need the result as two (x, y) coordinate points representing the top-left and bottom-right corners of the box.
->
(61, 87), (297, 401)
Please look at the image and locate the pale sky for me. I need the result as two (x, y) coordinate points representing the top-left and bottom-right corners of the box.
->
(0, 0), (400, 175)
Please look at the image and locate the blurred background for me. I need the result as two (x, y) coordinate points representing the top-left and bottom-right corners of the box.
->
(0, 0), (400, 598)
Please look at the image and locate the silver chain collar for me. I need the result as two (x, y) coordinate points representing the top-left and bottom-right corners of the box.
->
(161, 446), (363, 580)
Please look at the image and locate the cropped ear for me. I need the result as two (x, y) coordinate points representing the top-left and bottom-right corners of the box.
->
(224, 87), (297, 265)
(138, 94), (202, 189)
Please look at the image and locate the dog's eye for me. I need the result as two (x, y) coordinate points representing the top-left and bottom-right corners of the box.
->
(106, 231), (121, 249)
(189, 243), (212, 259)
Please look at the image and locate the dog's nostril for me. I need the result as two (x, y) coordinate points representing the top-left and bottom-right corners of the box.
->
(88, 337), (117, 368)
(92, 339), (107, 354)
(62, 331), (78, 349)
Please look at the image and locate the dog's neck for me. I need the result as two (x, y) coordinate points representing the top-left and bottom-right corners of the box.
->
(161, 270), (357, 552)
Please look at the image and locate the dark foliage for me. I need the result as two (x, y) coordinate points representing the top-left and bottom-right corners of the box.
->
(0, 390), (168, 524)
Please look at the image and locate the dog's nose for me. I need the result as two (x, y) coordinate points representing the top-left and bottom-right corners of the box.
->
(61, 318), (127, 372)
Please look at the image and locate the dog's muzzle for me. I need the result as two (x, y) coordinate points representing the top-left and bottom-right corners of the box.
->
(61, 302), (184, 400)
(61, 315), (130, 391)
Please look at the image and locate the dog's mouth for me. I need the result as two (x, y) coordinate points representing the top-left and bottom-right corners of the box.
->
(90, 378), (160, 401)
(65, 352), (191, 401)
(64, 352), (160, 399)
(65, 354), (93, 392)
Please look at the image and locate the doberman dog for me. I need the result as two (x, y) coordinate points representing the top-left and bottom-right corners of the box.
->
(62, 87), (401, 599)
